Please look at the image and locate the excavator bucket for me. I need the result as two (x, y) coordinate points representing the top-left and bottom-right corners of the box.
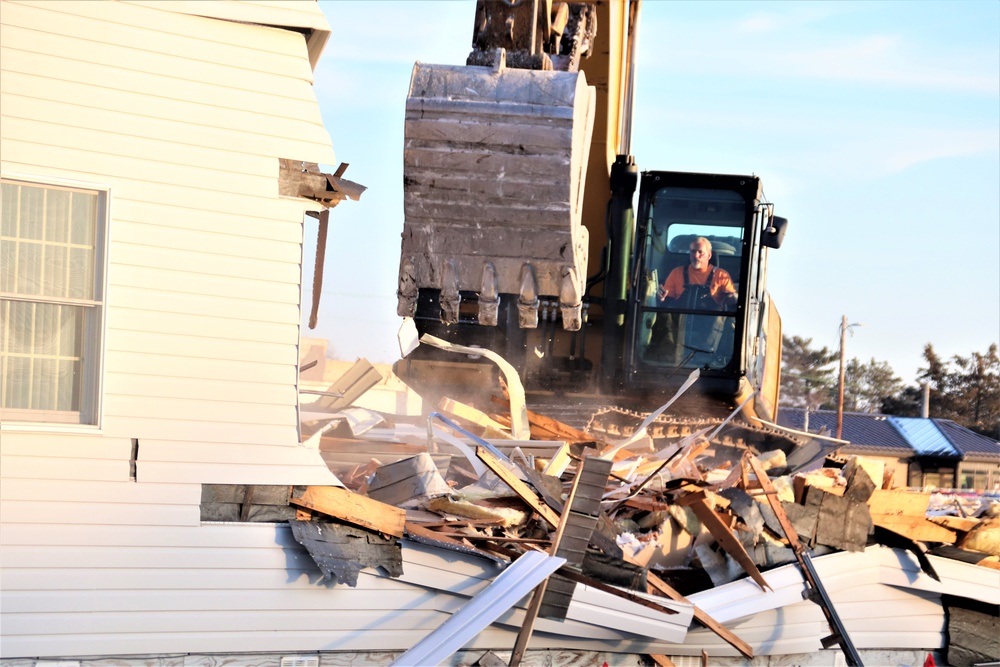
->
(397, 56), (596, 329)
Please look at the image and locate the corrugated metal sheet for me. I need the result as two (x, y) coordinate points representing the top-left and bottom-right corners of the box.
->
(888, 417), (960, 458)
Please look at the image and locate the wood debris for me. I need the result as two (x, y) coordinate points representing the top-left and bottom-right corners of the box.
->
(201, 364), (1000, 663)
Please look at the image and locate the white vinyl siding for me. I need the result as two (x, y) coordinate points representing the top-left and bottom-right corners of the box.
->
(1, 0), (343, 658)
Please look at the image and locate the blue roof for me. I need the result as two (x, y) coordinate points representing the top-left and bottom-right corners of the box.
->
(887, 417), (960, 458)
(935, 420), (1000, 460)
(777, 409), (912, 454)
(777, 409), (997, 460)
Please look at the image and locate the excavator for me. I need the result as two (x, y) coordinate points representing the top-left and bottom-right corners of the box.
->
(394, 0), (789, 440)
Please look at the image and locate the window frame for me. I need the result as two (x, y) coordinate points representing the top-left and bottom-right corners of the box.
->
(1, 173), (110, 429)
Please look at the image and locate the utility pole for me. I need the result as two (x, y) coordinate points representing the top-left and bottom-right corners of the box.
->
(837, 315), (847, 440)
(837, 316), (862, 440)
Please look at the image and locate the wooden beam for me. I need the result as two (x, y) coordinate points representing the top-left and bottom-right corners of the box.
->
(871, 515), (958, 543)
(290, 485), (405, 538)
(477, 445), (562, 528)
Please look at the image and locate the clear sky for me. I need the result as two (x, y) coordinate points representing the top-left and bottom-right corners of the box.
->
(308, 0), (999, 386)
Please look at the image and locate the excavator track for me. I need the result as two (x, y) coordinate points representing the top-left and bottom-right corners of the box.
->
(585, 404), (806, 454)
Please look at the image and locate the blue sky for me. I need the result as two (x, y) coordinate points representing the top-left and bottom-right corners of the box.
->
(308, 0), (999, 386)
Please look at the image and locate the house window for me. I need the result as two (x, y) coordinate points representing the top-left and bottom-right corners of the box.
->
(1, 178), (107, 425)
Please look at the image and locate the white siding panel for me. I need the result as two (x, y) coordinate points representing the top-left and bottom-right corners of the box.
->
(0, 500), (198, 527)
(0, 454), (129, 483)
(105, 350), (295, 386)
(109, 265), (301, 305)
(111, 222), (302, 269)
(140, 440), (324, 462)
(106, 330), (297, 365)
(113, 200), (308, 244)
(111, 288), (301, 329)
(138, 462), (337, 486)
(0, 94), (281, 176)
(105, 395), (296, 427)
(106, 373), (296, 406)
(0, 58), (331, 165)
(101, 417), (297, 448)
(6, 0), (312, 80)
(108, 308), (299, 345)
(0, 479), (200, 506)
(126, 0), (331, 35)
(0, 140), (288, 216)
(1, 116), (277, 196)
(1, 544), (313, 570)
(0, 44), (317, 116)
(112, 243), (302, 285)
(0, 95), (334, 175)
(0, 435), (131, 459)
(1, 580), (437, 614)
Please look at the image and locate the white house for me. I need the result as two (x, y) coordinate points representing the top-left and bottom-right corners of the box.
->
(0, 0), (352, 658)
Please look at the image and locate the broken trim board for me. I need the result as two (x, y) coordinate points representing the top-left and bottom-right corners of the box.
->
(388, 551), (566, 667)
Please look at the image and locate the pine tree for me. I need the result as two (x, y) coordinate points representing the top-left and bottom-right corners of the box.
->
(780, 335), (837, 411)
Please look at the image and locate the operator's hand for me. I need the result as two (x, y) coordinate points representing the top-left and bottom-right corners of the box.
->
(657, 284), (668, 301)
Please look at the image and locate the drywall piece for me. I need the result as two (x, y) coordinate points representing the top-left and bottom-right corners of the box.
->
(388, 551), (566, 667)
(289, 520), (402, 587)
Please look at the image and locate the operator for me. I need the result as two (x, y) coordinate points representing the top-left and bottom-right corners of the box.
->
(657, 236), (737, 311)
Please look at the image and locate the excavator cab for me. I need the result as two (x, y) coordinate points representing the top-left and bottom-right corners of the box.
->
(624, 171), (784, 415)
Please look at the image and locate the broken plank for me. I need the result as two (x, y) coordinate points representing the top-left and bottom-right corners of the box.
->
(290, 485), (405, 538)
(476, 445), (561, 528)
(868, 489), (931, 517)
(439, 396), (513, 438)
(929, 516), (980, 533)
(872, 514), (958, 543)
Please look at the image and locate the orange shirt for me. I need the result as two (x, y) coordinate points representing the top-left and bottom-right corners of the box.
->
(662, 265), (736, 306)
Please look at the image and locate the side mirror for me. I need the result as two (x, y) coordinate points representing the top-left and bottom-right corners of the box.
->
(762, 216), (788, 249)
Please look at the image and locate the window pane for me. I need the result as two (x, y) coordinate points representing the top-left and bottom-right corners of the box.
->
(69, 247), (94, 300)
(18, 186), (45, 241)
(70, 192), (97, 246)
(45, 189), (70, 243)
(58, 358), (78, 410)
(3, 355), (31, 409)
(1, 183), (17, 237)
(0, 236), (15, 292)
(43, 243), (69, 299)
(4, 299), (34, 354)
(1, 301), (85, 412)
(15, 239), (43, 296)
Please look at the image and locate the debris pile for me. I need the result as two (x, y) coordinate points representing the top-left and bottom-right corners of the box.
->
(265, 357), (1000, 665)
